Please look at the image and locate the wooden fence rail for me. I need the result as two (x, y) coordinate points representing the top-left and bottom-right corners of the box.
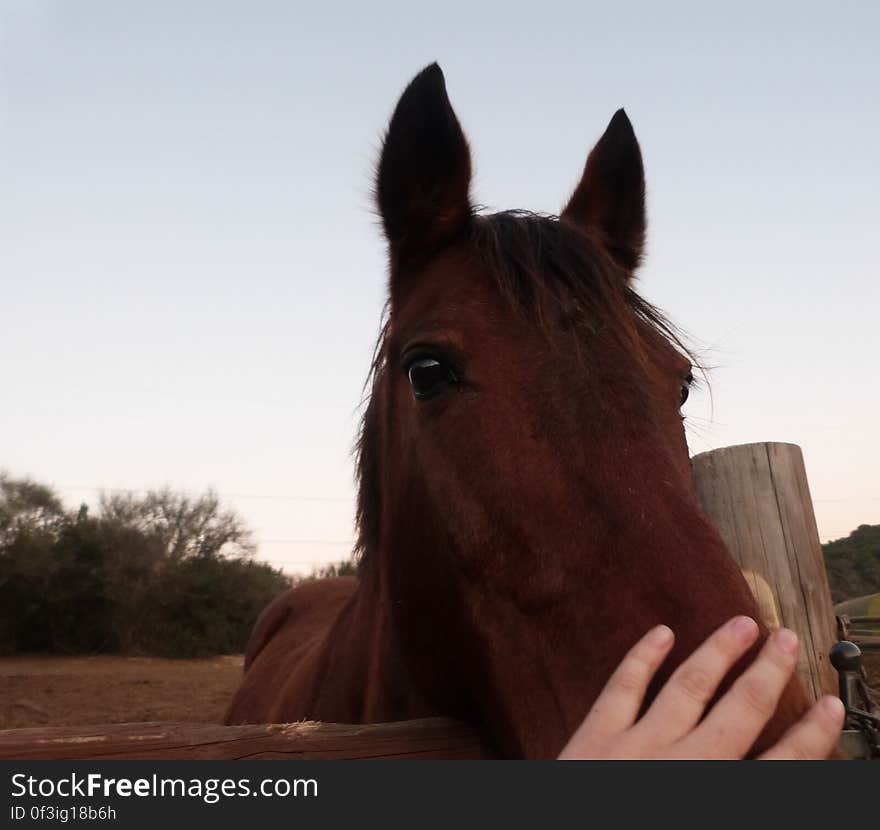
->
(0, 718), (490, 761)
(837, 616), (880, 654)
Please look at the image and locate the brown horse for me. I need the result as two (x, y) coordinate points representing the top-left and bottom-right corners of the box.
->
(225, 64), (811, 758)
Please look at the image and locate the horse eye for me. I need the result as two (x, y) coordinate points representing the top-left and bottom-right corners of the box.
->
(680, 372), (694, 407)
(407, 357), (457, 401)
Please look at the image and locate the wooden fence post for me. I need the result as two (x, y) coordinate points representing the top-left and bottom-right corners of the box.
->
(691, 442), (838, 701)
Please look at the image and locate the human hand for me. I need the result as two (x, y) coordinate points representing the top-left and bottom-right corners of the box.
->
(558, 616), (844, 760)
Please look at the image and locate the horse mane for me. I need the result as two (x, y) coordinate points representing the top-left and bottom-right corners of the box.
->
(353, 210), (696, 572)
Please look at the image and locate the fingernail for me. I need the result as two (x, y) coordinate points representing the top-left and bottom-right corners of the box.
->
(820, 695), (845, 720)
(773, 628), (799, 655)
(730, 616), (758, 640)
(649, 625), (673, 646)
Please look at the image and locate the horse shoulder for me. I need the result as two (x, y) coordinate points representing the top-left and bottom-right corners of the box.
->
(243, 576), (357, 671)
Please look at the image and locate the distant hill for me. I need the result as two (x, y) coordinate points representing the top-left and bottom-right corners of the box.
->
(822, 524), (880, 603)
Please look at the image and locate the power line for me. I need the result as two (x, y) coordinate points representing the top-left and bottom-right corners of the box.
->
(813, 497), (880, 503)
(50, 485), (358, 547)
(43, 485), (880, 549)
(56, 485), (880, 504)
(52, 483), (880, 505)
(256, 539), (354, 546)
(54, 484), (353, 503)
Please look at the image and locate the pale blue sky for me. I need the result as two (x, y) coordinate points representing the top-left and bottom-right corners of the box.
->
(2, 1), (878, 573)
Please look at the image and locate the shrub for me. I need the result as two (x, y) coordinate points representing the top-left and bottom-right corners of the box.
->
(0, 473), (291, 657)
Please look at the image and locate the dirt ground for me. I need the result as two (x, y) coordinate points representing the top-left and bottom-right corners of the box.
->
(0, 654), (244, 729)
(0, 652), (876, 731)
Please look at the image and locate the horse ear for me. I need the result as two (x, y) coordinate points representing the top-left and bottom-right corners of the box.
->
(377, 64), (472, 266)
(561, 109), (645, 271)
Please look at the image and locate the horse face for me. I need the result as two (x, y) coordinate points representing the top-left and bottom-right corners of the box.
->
(364, 64), (809, 758)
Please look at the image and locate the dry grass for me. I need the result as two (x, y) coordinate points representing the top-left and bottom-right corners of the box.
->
(0, 654), (244, 729)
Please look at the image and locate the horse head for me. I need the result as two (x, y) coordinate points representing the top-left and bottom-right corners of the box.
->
(354, 63), (811, 758)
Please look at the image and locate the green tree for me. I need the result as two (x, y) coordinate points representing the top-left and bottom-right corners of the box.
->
(0, 475), (67, 652)
(0, 473), (290, 657)
(99, 488), (254, 560)
(306, 558), (359, 580)
(822, 524), (880, 603)
(0, 473), (65, 547)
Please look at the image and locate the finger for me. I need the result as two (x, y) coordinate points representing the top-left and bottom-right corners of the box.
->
(632, 616), (759, 745)
(758, 695), (845, 761)
(680, 627), (801, 759)
(559, 624), (674, 756)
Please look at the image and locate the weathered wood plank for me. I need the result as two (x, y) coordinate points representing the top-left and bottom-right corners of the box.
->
(0, 718), (490, 761)
(692, 442), (838, 699)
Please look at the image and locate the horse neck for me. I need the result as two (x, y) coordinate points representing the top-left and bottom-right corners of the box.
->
(318, 572), (436, 723)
